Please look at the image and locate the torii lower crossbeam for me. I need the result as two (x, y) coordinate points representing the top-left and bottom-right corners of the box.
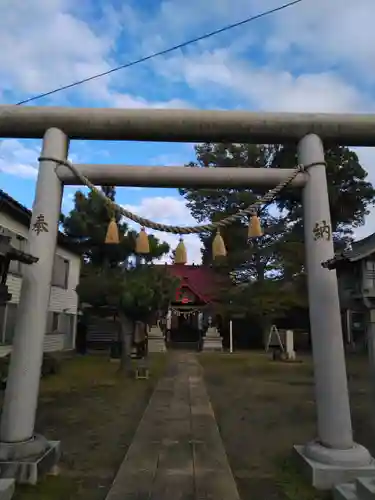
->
(57, 164), (308, 188)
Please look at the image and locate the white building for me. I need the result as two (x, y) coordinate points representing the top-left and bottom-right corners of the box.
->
(0, 190), (81, 356)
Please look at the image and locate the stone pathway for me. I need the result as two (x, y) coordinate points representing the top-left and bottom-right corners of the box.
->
(105, 352), (240, 500)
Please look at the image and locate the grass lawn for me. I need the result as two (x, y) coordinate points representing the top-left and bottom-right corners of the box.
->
(199, 351), (375, 500)
(6, 350), (374, 500)
(11, 352), (167, 500)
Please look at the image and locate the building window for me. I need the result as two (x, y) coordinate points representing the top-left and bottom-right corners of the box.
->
(61, 313), (75, 349)
(46, 311), (60, 334)
(51, 255), (69, 289)
(9, 234), (26, 275)
(0, 228), (26, 276)
(43, 311), (76, 348)
(364, 260), (375, 290)
(59, 312), (75, 334)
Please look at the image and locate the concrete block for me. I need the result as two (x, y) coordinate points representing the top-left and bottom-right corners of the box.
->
(0, 479), (14, 500)
(333, 482), (357, 500)
(356, 477), (375, 500)
(148, 327), (166, 353)
(0, 441), (60, 485)
(202, 328), (223, 352)
(202, 337), (223, 352)
(294, 445), (375, 490)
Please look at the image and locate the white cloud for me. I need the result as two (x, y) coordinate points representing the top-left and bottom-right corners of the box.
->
(0, 139), (40, 178)
(264, 0), (375, 82)
(110, 0), (375, 114)
(2, 0), (374, 111)
(113, 0), (273, 53)
(123, 196), (203, 264)
(148, 152), (192, 167)
(0, 0), (191, 109)
(0, 0), (113, 99)
(123, 0), (375, 84)
(157, 49), (371, 113)
(0, 138), (84, 180)
(2, 0), (373, 115)
(109, 93), (191, 110)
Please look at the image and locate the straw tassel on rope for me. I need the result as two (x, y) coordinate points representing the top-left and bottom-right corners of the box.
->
(105, 218), (120, 244)
(248, 213), (263, 238)
(135, 227), (150, 254)
(174, 237), (187, 265)
(212, 230), (227, 259)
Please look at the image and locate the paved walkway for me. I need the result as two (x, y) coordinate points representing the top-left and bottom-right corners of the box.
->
(105, 352), (240, 500)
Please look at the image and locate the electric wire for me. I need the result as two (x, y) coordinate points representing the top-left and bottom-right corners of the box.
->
(1, 0), (306, 239)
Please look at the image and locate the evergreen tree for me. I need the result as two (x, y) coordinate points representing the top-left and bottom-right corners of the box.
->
(180, 142), (375, 333)
(271, 144), (375, 276)
(63, 186), (175, 374)
(180, 143), (285, 282)
(61, 186), (169, 267)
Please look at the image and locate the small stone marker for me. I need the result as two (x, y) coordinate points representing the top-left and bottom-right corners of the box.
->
(135, 359), (149, 380)
(285, 329), (296, 360)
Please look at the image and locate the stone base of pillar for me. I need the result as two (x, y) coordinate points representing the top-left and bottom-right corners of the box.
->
(294, 441), (375, 490)
(202, 327), (223, 352)
(147, 326), (166, 353)
(285, 350), (296, 361)
(0, 435), (60, 485)
(0, 479), (14, 500)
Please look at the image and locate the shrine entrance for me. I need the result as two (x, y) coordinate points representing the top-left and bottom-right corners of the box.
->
(169, 309), (200, 348)
(168, 282), (208, 349)
(1, 105), (375, 489)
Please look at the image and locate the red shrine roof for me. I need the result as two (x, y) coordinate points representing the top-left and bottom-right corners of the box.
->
(164, 264), (217, 303)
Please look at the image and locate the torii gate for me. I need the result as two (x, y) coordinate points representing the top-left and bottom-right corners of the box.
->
(1, 106), (375, 489)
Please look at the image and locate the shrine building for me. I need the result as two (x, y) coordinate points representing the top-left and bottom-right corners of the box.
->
(162, 263), (218, 349)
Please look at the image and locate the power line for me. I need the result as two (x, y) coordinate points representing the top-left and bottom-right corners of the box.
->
(15, 0), (304, 106)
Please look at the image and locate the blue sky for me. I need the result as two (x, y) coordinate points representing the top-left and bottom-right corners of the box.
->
(1, 0), (375, 263)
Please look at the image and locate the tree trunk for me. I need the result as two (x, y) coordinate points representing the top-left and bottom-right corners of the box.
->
(118, 312), (133, 376)
(254, 247), (265, 282)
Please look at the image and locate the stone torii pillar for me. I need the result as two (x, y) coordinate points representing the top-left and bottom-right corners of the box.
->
(294, 134), (375, 489)
(0, 128), (66, 483)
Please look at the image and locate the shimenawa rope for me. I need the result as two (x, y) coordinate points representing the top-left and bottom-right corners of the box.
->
(39, 156), (310, 235)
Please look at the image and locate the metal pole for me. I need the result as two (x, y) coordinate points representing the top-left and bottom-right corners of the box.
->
(297, 133), (372, 469)
(229, 320), (233, 353)
(57, 164), (307, 188)
(0, 128), (67, 444)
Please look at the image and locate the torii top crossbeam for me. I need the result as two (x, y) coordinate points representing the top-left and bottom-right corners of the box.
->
(1, 105), (375, 145)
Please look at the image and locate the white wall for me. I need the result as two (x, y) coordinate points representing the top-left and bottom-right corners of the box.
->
(0, 211), (81, 353)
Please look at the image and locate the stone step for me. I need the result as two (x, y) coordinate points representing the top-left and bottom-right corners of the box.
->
(356, 477), (375, 500)
(147, 338), (166, 353)
(333, 482), (357, 500)
(169, 341), (199, 350)
(333, 478), (375, 500)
